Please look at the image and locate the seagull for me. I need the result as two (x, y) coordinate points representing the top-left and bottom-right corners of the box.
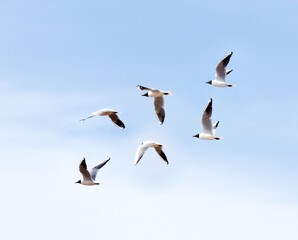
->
(134, 140), (168, 165)
(75, 158), (110, 186)
(79, 109), (125, 129)
(137, 85), (172, 124)
(193, 98), (223, 140)
(206, 52), (235, 87)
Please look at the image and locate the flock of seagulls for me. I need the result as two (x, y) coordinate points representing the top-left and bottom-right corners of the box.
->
(76, 52), (234, 185)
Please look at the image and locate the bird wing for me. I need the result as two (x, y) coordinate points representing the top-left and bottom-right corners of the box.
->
(108, 113), (125, 129)
(226, 69), (233, 75)
(212, 121), (219, 135)
(90, 158), (111, 181)
(202, 98), (213, 134)
(154, 96), (165, 124)
(79, 158), (93, 182)
(154, 145), (168, 164)
(215, 52), (233, 82)
(79, 114), (96, 122)
(134, 141), (155, 165)
(137, 85), (157, 91)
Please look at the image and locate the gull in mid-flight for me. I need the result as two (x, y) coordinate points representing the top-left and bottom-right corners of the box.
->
(75, 158), (110, 186)
(206, 52), (235, 87)
(79, 109), (125, 129)
(134, 140), (168, 165)
(193, 98), (223, 140)
(137, 85), (173, 124)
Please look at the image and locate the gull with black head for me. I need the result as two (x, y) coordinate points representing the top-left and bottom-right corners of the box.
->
(75, 158), (110, 186)
(193, 98), (223, 140)
(206, 52), (235, 87)
(137, 85), (172, 125)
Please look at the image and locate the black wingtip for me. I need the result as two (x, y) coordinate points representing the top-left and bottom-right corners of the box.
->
(116, 119), (125, 129)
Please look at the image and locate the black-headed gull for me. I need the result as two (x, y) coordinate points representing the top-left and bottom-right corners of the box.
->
(137, 85), (172, 124)
(206, 52), (235, 87)
(79, 109), (125, 129)
(193, 98), (223, 140)
(134, 140), (168, 165)
(75, 158), (110, 186)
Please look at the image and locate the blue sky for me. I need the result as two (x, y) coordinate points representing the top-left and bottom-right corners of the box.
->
(1, 0), (298, 239)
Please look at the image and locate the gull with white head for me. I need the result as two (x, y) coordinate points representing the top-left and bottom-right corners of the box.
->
(79, 108), (125, 129)
(134, 140), (168, 165)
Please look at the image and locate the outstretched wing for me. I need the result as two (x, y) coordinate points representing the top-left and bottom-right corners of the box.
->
(212, 121), (219, 135)
(215, 52), (233, 82)
(90, 158), (111, 181)
(154, 146), (168, 164)
(79, 158), (93, 182)
(154, 96), (165, 124)
(137, 85), (156, 91)
(201, 98), (213, 134)
(108, 113), (125, 129)
(134, 141), (155, 165)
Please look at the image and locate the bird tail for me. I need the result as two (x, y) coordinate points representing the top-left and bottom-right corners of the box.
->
(228, 84), (236, 87)
(163, 91), (173, 96)
(215, 136), (223, 140)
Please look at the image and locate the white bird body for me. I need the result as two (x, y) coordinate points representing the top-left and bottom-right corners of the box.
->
(146, 90), (172, 98)
(137, 85), (172, 124)
(76, 158), (110, 186)
(196, 132), (223, 140)
(193, 98), (223, 141)
(80, 108), (125, 129)
(82, 109), (116, 118)
(134, 140), (168, 165)
(206, 52), (235, 88)
(81, 180), (99, 186)
(209, 80), (234, 88)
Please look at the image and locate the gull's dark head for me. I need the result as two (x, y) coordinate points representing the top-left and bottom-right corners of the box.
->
(193, 134), (200, 138)
(205, 80), (212, 85)
(75, 180), (81, 184)
(142, 92), (149, 97)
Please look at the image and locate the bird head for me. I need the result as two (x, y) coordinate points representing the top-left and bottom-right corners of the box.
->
(193, 134), (200, 138)
(142, 93), (149, 97)
(205, 80), (212, 85)
(75, 180), (81, 184)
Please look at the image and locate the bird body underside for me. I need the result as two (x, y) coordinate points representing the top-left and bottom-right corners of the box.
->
(148, 91), (165, 97)
(211, 80), (235, 87)
(96, 109), (117, 116)
(198, 133), (223, 140)
(81, 181), (100, 186)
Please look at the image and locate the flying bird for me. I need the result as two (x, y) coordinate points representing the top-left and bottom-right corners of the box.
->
(206, 52), (235, 87)
(75, 158), (110, 186)
(134, 140), (168, 165)
(79, 109), (125, 129)
(193, 98), (223, 140)
(137, 85), (172, 124)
